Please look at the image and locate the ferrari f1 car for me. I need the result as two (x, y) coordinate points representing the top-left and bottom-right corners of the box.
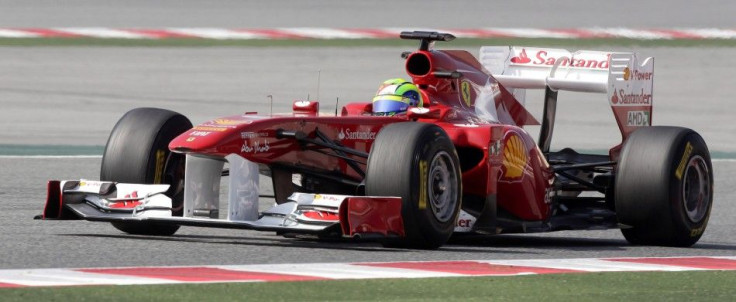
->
(42, 31), (713, 249)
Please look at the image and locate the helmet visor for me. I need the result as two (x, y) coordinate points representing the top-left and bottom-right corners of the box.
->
(372, 96), (409, 115)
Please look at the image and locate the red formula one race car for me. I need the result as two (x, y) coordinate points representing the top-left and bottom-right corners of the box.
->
(42, 32), (713, 249)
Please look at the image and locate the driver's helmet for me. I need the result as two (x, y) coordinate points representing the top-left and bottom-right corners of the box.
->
(372, 78), (423, 116)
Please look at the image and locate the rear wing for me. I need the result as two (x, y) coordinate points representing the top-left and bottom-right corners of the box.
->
(479, 46), (654, 150)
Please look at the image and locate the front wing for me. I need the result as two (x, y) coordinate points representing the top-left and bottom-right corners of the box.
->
(43, 180), (404, 239)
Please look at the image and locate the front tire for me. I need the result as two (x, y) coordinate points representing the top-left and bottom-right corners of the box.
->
(100, 107), (192, 236)
(615, 126), (713, 247)
(365, 122), (462, 249)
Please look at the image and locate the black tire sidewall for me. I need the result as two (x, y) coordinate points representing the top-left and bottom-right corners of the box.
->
(101, 108), (191, 185)
(666, 132), (713, 244)
(616, 126), (713, 246)
(406, 127), (461, 245)
(365, 122), (462, 249)
(100, 108), (192, 236)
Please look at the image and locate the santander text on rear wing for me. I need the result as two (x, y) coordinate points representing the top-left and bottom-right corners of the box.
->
(479, 46), (654, 141)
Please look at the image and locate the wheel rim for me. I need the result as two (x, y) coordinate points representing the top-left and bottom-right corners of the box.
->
(682, 155), (710, 223)
(427, 151), (459, 223)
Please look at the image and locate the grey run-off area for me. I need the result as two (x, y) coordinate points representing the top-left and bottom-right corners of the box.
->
(0, 0), (734, 275)
(0, 46), (734, 153)
(1, 156), (735, 269)
(0, 44), (735, 269)
(0, 0), (733, 28)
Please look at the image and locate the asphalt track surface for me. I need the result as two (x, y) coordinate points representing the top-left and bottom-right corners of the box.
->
(1, 46), (736, 270)
(2, 1), (736, 270)
(2, 157), (736, 269)
(2, 47), (735, 151)
(0, 0), (734, 28)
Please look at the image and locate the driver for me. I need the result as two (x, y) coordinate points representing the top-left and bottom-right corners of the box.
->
(372, 78), (423, 116)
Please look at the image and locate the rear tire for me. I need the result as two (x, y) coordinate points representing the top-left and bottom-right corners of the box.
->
(365, 122), (462, 249)
(100, 107), (192, 236)
(615, 126), (713, 247)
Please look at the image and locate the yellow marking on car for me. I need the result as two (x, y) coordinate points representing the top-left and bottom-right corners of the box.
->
(675, 142), (693, 180)
(193, 126), (228, 132)
(418, 160), (428, 210)
(690, 215), (709, 237)
(461, 81), (472, 106)
(502, 134), (528, 179)
(214, 119), (247, 126)
(154, 149), (165, 184)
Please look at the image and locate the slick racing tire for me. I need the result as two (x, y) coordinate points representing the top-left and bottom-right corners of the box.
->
(101, 107), (192, 236)
(365, 122), (462, 249)
(615, 126), (713, 247)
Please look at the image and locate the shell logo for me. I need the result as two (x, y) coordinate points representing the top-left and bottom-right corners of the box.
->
(502, 134), (528, 179)
(623, 67), (631, 81)
(461, 81), (472, 106)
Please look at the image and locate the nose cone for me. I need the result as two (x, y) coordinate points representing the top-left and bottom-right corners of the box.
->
(169, 116), (261, 156)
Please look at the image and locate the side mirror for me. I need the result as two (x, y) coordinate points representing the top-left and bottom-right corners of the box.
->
(406, 107), (441, 120)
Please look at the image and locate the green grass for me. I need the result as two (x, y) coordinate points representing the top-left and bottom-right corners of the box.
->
(0, 144), (103, 156)
(3, 271), (736, 301)
(1, 37), (736, 47)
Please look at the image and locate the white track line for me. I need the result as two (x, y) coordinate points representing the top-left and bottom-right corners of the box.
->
(0, 28), (41, 38)
(277, 28), (374, 39)
(484, 258), (697, 272)
(0, 269), (175, 287)
(3, 27), (735, 39)
(53, 28), (152, 39)
(1, 256), (734, 288)
(679, 28), (736, 39)
(165, 28), (263, 39)
(485, 28), (580, 39)
(220, 263), (462, 279)
(587, 28), (670, 39)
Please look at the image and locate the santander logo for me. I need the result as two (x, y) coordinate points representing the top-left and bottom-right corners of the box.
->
(510, 48), (610, 70)
(510, 48), (532, 63)
(337, 128), (377, 141)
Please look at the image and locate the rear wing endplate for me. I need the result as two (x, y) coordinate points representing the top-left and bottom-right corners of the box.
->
(480, 46), (654, 146)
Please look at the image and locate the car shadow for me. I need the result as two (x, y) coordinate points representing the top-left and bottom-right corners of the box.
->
(59, 232), (736, 255)
(59, 233), (402, 253)
(445, 233), (736, 253)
